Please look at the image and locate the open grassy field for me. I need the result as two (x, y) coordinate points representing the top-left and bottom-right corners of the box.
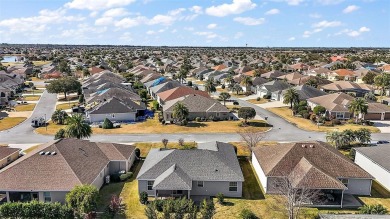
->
(35, 117), (271, 135)
(1, 61), (51, 67)
(267, 107), (380, 133)
(14, 104), (36, 112)
(0, 117), (26, 131)
(23, 95), (41, 101)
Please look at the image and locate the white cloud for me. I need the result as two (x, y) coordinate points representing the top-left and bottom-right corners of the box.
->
(119, 32), (133, 41)
(309, 13), (321, 18)
(65, 0), (136, 11)
(171, 29), (177, 33)
(347, 31), (360, 37)
(184, 27), (194, 31)
(169, 8), (186, 16)
(115, 16), (147, 28)
(288, 37), (295, 41)
(285, 0), (304, 5)
(207, 23), (217, 29)
(89, 11), (98, 17)
(302, 28), (322, 37)
(148, 14), (175, 25)
(265, 9), (280, 15)
(334, 26), (370, 37)
(317, 0), (344, 5)
(194, 31), (217, 39)
(205, 0), (256, 17)
(312, 20), (342, 28)
(102, 8), (129, 17)
(95, 17), (113, 25)
(234, 32), (244, 39)
(343, 5), (360, 13)
(234, 17), (265, 25)
(189, 5), (203, 14)
(146, 30), (156, 35)
(359, 26), (370, 32)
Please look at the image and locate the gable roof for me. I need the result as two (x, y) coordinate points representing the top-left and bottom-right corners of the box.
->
(355, 145), (390, 171)
(0, 147), (20, 161)
(157, 86), (209, 102)
(163, 94), (229, 113)
(87, 97), (143, 114)
(153, 164), (192, 190)
(307, 92), (355, 112)
(261, 80), (290, 92)
(150, 80), (182, 94)
(321, 81), (372, 92)
(252, 141), (372, 189)
(283, 85), (327, 100)
(0, 139), (135, 191)
(137, 142), (244, 182)
(86, 87), (141, 103)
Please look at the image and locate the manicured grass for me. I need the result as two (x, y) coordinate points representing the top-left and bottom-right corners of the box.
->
(247, 98), (269, 104)
(14, 104), (36, 112)
(133, 142), (197, 157)
(23, 95), (41, 101)
(98, 161), (145, 219)
(267, 107), (380, 133)
(35, 117), (271, 135)
(24, 89), (44, 94)
(360, 180), (390, 210)
(56, 103), (76, 110)
(0, 117), (26, 131)
(57, 96), (79, 102)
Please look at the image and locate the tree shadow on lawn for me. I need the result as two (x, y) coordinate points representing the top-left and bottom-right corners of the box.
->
(185, 122), (207, 128)
(246, 121), (273, 128)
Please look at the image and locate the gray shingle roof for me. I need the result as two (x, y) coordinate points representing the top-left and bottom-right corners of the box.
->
(153, 164), (192, 190)
(137, 142), (244, 183)
(87, 97), (143, 114)
(150, 80), (182, 94)
(355, 145), (390, 171)
(163, 94), (229, 113)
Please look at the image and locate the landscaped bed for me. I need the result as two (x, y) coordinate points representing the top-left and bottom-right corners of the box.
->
(0, 117), (26, 131)
(14, 104), (36, 112)
(267, 107), (380, 133)
(35, 117), (271, 135)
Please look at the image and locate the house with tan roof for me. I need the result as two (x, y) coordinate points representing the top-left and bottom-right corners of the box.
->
(0, 147), (21, 170)
(156, 86), (209, 105)
(0, 139), (136, 204)
(252, 141), (373, 208)
(320, 81), (372, 97)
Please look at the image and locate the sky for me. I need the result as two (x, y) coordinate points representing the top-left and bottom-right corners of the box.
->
(0, 0), (389, 47)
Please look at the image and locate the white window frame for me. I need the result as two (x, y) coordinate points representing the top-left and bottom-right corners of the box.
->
(229, 182), (238, 192)
(335, 112), (344, 119)
(147, 181), (154, 190)
(43, 192), (51, 202)
(197, 181), (204, 187)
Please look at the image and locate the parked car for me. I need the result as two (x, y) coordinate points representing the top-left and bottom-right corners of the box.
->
(31, 117), (46, 128)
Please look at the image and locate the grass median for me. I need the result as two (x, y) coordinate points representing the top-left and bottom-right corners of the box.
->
(14, 104), (36, 112)
(267, 107), (380, 133)
(0, 117), (27, 131)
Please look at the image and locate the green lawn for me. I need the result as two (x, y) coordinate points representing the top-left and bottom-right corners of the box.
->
(0, 117), (26, 131)
(23, 95), (41, 101)
(14, 104), (36, 112)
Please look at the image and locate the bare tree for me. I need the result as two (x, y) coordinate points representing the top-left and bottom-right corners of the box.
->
(273, 171), (323, 219)
(178, 138), (185, 147)
(162, 138), (169, 149)
(237, 128), (265, 159)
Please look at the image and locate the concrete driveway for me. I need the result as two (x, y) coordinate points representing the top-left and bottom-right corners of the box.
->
(372, 120), (390, 133)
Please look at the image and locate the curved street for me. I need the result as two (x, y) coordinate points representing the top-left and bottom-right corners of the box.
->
(0, 89), (388, 145)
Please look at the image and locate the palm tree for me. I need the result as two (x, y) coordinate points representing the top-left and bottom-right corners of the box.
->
(348, 98), (368, 123)
(64, 114), (92, 139)
(364, 92), (377, 101)
(283, 87), (300, 108)
(51, 109), (68, 125)
(326, 131), (348, 149)
(172, 102), (189, 122)
(232, 84), (243, 95)
(225, 74), (235, 87)
(240, 76), (252, 92)
(355, 128), (371, 144)
(219, 92), (231, 106)
(305, 78), (318, 88)
(204, 78), (216, 94)
(177, 68), (188, 84)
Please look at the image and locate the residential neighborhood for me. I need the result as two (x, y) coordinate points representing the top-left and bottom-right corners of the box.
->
(0, 0), (389, 218)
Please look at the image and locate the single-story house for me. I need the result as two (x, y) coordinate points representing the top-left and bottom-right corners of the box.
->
(257, 80), (290, 100)
(163, 94), (230, 121)
(86, 87), (142, 104)
(320, 81), (372, 97)
(0, 139), (136, 204)
(280, 84), (327, 103)
(0, 147), (21, 169)
(354, 145), (390, 191)
(149, 80), (182, 99)
(250, 77), (268, 94)
(260, 70), (287, 79)
(86, 97), (146, 123)
(252, 141), (373, 208)
(156, 86), (209, 105)
(137, 141), (244, 198)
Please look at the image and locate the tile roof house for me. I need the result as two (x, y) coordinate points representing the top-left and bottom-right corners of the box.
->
(149, 80), (182, 99)
(156, 86), (209, 105)
(260, 70), (287, 79)
(0, 147), (20, 170)
(137, 141), (244, 198)
(162, 94), (230, 121)
(252, 141), (373, 208)
(86, 97), (146, 123)
(354, 145), (390, 191)
(0, 139), (136, 204)
(320, 81), (372, 97)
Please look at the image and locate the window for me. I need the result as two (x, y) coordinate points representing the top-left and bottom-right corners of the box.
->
(229, 182), (238, 192)
(7, 157), (11, 163)
(335, 112), (344, 119)
(340, 179), (348, 187)
(112, 114), (115, 118)
(43, 192), (51, 202)
(147, 181), (154, 190)
(197, 181), (204, 187)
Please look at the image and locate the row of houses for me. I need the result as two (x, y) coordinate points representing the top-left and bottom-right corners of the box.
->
(1, 138), (385, 210)
(0, 71), (25, 106)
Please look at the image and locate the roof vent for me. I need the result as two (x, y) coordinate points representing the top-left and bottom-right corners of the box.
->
(39, 151), (45, 155)
(215, 169), (219, 172)
(51, 151), (57, 155)
(309, 144), (314, 148)
(45, 151), (51, 155)
(301, 144), (306, 148)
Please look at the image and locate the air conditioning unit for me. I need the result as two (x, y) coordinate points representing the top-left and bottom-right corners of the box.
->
(105, 175), (110, 184)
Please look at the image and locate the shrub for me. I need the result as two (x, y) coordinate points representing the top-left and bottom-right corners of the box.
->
(240, 209), (257, 219)
(54, 128), (65, 140)
(161, 120), (165, 125)
(332, 119), (341, 125)
(102, 118), (114, 129)
(140, 192), (148, 205)
(347, 119), (355, 124)
(256, 97), (261, 101)
(135, 148), (141, 158)
(216, 193), (224, 205)
(221, 84), (225, 89)
(359, 204), (388, 215)
(187, 81), (192, 86)
(65, 185), (99, 215)
(298, 106), (307, 113)
(245, 91), (252, 96)
(153, 200), (164, 212)
(0, 201), (73, 219)
(310, 114), (317, 122)
(119, 172), (133, 181)
(208, 115), (215, 121)
(233, 101), (239, 105)
(195, 117), (201, 122)
(313, 105), (326, 115)
(298, 100), (307, 107)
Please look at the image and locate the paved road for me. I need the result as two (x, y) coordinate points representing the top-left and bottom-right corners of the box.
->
(0, 90), (57, 143)
(0, 88), (388, 145)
